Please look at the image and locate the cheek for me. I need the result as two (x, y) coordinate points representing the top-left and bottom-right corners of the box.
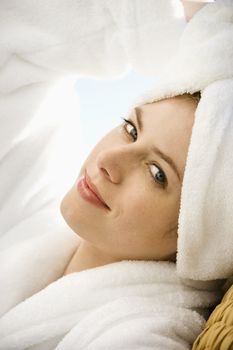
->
(118, 188), (159, 230)
(115, 187), (179, 237)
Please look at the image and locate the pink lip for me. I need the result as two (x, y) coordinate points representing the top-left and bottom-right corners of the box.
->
(77, 172), (110, 210)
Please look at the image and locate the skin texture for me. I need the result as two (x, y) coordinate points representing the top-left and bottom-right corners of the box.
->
(60, 96), (197, 275)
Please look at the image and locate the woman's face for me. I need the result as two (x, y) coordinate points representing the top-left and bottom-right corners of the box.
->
(60, 96), (196, 262)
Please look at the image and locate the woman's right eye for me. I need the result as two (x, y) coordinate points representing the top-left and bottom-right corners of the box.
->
(121, 118), (138, 141)
(120, 117), (168, 189)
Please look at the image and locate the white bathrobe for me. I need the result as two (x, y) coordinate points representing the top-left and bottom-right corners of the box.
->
(0, 228), (223, 350)
(0, 1), (225, 349)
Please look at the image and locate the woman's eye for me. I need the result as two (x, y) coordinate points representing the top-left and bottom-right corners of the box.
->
(121, 117), (167, 188)
(150, 164), (167, 187)
(121, 118), (137, 141)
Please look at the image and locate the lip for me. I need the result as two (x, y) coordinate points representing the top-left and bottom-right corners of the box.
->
(77, 171), (110, 210)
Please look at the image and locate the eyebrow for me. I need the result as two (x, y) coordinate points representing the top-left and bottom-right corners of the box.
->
(133, 107), (181, 183)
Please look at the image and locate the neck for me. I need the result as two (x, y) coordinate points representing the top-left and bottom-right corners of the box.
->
(63, 239), (120, 276)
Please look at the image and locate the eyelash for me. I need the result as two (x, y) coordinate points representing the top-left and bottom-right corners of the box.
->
(120, 117), (167, 188)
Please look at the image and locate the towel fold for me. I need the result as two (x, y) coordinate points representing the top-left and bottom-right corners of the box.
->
(0, 229), (223, 349)
(0, 1), (230, 349)
(132, 0), (233, 281)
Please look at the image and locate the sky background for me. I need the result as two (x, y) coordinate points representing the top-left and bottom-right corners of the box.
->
(44, 68), (159, 194)
(75, 68), (158, 154)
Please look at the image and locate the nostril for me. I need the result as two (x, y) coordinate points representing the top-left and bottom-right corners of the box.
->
(101, 168), (109, 177)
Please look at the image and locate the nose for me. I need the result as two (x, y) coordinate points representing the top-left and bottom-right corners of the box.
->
(97, 147), (133, 184)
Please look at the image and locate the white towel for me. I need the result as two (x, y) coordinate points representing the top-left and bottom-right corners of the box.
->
(132, 0), (233, 281)
(0, 0), (186, 242)
(0, 0), (229, 349)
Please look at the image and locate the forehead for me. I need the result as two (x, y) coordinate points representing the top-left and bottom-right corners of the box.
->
(141, 96), (197, 121)
(130, 97), (196, 141)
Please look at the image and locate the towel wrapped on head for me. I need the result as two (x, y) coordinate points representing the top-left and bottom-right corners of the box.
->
(132, 0), (233, 282)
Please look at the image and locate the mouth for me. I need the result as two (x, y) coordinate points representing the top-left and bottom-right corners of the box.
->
(84, 170), (110, 210)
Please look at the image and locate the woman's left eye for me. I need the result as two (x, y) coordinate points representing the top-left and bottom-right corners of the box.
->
(149, 164), (167, 188)
(121, 117), (167, 188)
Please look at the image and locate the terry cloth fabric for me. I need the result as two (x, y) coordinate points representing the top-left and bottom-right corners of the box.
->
(0, 229), (223, 350)
(132, 0), (233, 281)
(0, 0), (229, 349)
(0, 0), (186, 245)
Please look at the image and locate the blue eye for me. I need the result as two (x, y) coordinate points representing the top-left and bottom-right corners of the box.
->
(121, 118), (167, 188)
(122, 118), (137, 141)
(149, 164), (167, 188)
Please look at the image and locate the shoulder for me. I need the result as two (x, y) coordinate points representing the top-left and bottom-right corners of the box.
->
(58, 296), (206, 349)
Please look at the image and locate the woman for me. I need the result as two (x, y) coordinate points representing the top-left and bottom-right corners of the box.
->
(0, 1), (232, 349)
(2, 90), (222, 350)
(61, 92), (200, 275)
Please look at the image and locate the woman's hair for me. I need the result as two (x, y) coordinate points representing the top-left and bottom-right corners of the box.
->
(178, 91), (201, 105)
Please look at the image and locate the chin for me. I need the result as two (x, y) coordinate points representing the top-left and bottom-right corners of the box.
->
(59, 187), (90, 237)
(59, 190), (72, 222)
